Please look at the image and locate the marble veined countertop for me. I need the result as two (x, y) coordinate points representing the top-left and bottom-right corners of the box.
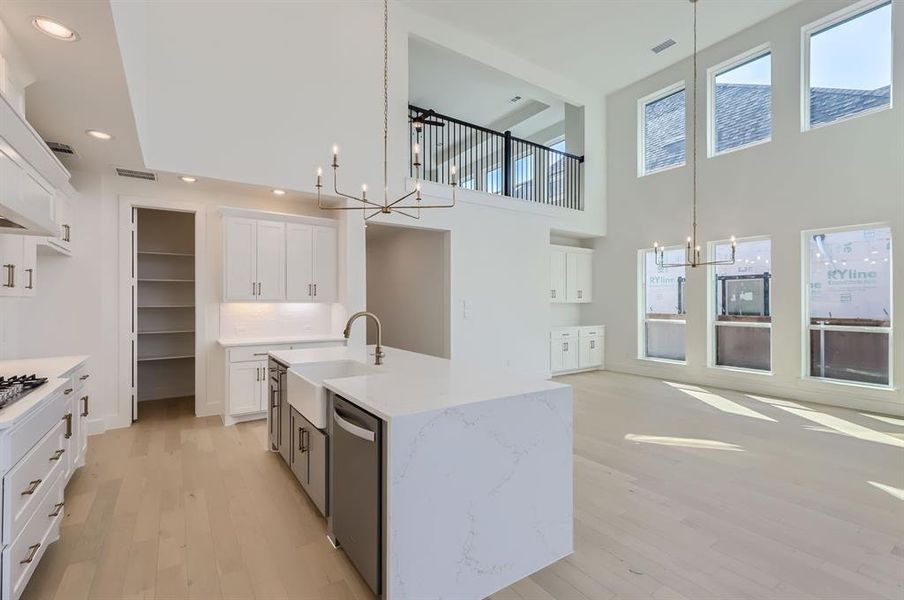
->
(217, 334), (346, 347)
(270, 345), (567, 421)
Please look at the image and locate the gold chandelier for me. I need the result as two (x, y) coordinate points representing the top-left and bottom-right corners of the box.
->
(315, 0), (456, 221)
(654, 0), (735, 269)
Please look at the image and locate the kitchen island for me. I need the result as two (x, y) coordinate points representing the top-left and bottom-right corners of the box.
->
(269, 345), (573, 600)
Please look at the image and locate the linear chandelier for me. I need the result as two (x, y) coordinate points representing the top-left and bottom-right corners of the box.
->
(654, 0), (735, 269)
(315, 0), (456, 221)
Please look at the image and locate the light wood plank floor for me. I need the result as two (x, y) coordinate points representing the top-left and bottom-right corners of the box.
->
(22, 373), (904, 600)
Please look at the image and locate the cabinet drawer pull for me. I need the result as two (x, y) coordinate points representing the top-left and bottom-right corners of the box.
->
(551, 289), (556, 298)
(20, 543), (41, 565)
(308, 283), (312, 297)
(50, 448), (66, 461)
(22, 479), (42, 495)
(81, 396), (89, 417)
(63, 224), (71, 242)
(79, 374), (90, 381)
(49, 502), (65, 517)
(252, 352), (267, 356)
(3, 264), (15, 288)
(64, 388), (73, 395)
(64, 413), (73, 438)
(25, 268), (34, 289)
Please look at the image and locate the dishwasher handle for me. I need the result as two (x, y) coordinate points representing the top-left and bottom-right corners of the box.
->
(333, 408), (376, 442)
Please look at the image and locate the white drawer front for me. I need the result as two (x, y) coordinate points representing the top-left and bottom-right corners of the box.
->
(550, 327), (580, 340)
(228, 344), (293, 363)
(3, 470), (64, 600)
(6, 388), (68, 474)
(3, 419), (68, 546)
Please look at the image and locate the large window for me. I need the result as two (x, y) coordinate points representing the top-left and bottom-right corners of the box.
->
(641, 248), (686, 361)
(639, 83), (686, 175)
(805, 225), (892, 386)
(711, 238), (772, 371)
(709, 48), (772, 155)
(804, 0), (892, 129)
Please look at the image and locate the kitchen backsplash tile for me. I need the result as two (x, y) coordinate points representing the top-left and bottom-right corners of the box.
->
(219, 302), (334, 339)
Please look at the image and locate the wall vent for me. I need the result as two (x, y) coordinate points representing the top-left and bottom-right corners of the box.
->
(115, 167), (157, 181)
(45, 141), (76, 156)
(651, 39), (677, 54)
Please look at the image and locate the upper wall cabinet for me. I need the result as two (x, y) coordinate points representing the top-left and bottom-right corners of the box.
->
(223, 211), (337, 303)
(286, 223), (337, 303)
(550, 245), (593, 304)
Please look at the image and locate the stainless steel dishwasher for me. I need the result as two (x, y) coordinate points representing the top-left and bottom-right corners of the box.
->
(330, 395), (382, 595)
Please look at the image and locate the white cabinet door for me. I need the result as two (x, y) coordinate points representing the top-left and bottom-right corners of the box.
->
(229, 362), (263, 416)
(550, 249), (566, 303)
(0, 234), (23, 297)
(286, 223), (314, 301)
(224, 217), (257, 301)
(579, 335), (603, 369)
(566, 252), (592, 303)
(312, 226), (337, 303)
(562, 338), (579, 371)
(255, 220), (286, 301)
(21, 235), (36, 296)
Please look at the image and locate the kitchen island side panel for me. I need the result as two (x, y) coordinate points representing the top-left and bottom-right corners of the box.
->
(384, 386), (574, 600)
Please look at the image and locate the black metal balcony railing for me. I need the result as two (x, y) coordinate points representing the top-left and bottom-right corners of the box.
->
(408, 105), (585, 210)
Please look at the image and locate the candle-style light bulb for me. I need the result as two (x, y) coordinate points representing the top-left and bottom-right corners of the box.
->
(413, 143), (420, 162)
(332, 145), (339, 167)
(316, 167), (322, 187)
(450, 164), (457, 185)
(361, 183), (367, 199)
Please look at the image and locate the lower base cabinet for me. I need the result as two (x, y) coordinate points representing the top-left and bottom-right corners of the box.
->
(289, 407), (328, 516)
(551, 326), (604, 375)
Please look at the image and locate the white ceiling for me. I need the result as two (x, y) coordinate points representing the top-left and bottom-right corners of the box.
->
(402, 0), (802, 95)
(409, 36), (566, 139)
(0, 0), (143, 173)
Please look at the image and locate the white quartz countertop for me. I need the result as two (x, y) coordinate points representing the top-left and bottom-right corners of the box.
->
(272, 345), (567, 421)
(0, 355), (88, 430)
(0, 355), (88, 378)
(216, 334), (346, 347)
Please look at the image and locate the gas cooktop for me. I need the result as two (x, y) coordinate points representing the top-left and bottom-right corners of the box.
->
(0, 374), (49, 410)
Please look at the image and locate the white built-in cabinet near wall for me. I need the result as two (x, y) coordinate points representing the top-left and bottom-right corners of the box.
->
(223, 210), (337, 303)
(550, 245), (593, 303)
(550, 326), (604, 374)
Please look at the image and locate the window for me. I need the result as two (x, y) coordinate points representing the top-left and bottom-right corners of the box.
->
(547, 140), (566, 202)
(710, 48), (772, 155)
(641, 248), (686, 361)
(804, 0), (892, 129)
(804, 225), (892, 386)
(639, 83), (686, 175)
(486, 167), (502, 195)
(513, 154), (534, 199)
(711, 238), (772, 371)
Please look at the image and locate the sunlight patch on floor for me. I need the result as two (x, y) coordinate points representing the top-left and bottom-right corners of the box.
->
(861, 413), (904, 427)
(674, 388), (776, 422)
(624, 434), (744, 451)
(749, 396), (904, 448)
(868, 481), (904, 501)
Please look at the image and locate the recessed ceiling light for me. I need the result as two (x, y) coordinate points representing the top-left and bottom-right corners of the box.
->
(180, 176), (197, 183)
(272, 189), (286, 196)
(85, 129), (113, 141)
(32, 17), (79, 42)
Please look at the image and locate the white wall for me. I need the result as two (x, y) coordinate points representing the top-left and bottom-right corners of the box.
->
(11, 171), (346, 431)
(596, 0), (904, 414)
(366, 225), (450, 358)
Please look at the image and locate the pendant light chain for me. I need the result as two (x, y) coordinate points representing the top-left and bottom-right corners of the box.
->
(383, 0), (389, 206)
(652, 0), (736, 268)
(315, 0), (457, 219)
(692, 0), (697, 248)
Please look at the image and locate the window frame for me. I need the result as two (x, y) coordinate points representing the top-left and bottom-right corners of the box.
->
(637, 247), (688, 365)
(637, 81), (687, 177)
(800, 222), (894, 390)
(801, 0), (894, 132)
(706, 235), (774, 375)
(707, 44), (773, 158)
